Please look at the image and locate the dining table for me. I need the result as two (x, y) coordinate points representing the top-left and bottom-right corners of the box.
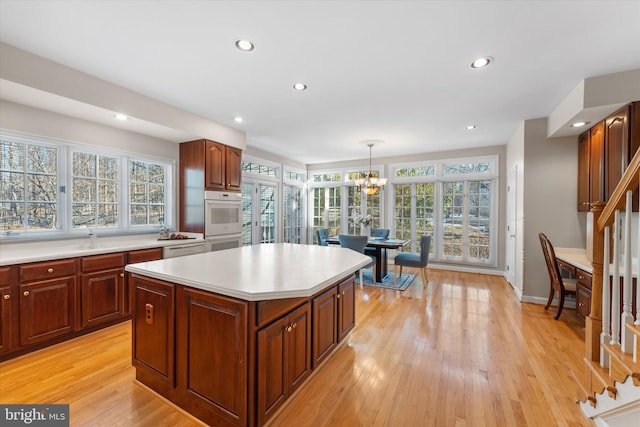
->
(326, 236), (411, 283)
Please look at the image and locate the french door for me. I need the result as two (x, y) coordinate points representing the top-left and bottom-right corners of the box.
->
(241, 181), (278, 245)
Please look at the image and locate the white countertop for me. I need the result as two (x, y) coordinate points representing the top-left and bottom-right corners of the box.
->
(555, 247), (592, 273)
(125, 243), (371, 301)
(0, 233), (204, 266)
(555, 247), (639, 278)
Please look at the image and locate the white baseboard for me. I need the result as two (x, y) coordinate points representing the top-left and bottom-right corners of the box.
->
(521, 294), (577, 309)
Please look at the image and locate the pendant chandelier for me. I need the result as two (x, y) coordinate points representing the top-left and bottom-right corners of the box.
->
(355, 141), (387, 195)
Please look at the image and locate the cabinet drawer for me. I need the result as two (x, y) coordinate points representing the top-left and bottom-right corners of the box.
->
(82, 253), (126, 273)
(128, 248), (163, 264)
(0, 267), (11, 286)
(576, 268), (592, 289)
(256, 297), (307, 329)
(20, 259), (77, 282)
(577, 284), (591, 319)
(556, 259), (576, 276)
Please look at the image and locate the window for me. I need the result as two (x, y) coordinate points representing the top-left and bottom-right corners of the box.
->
(242, 160), (277, 177)
(1, 139), (58, 232)
(71, 151), (119, 228)
(283, 185), (303, 243)
(129, 160), (166, 227)
(312, 187), (341, 241)
(391, 155), (497, 265)
(241, 156), (280, 245)
(0, 131), (174, 238)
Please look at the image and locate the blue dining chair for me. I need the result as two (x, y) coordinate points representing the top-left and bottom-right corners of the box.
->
(316, 228), (330, 246)
(339, 235), (376, 289)
(393, 235), (431, 287)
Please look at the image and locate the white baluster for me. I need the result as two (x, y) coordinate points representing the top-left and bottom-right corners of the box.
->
(611, 210), (620, 346)
(621, 190), (634, 353)
(601, 225), (611, 368)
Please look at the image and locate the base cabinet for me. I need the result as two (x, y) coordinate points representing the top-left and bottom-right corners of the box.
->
(338, 276), (356, 341)
(0, 267), (13, 354)
(81, 253), (126, 328)
(257, 302), (311, 426)
(133, 274), (355, 426)
(19, 276), (76, 347)
(178, 287), (248, 427)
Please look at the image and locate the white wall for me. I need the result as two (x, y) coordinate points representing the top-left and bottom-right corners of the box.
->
(506, 122), (525, 297)
(521, 118), (586, 301)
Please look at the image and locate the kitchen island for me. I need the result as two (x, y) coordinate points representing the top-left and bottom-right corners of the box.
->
(125, 243), (370, 427)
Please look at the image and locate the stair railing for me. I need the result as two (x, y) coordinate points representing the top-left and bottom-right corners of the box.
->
(592, 148), (640, 365)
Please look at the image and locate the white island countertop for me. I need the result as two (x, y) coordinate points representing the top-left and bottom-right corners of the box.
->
(125, 243), (372, 301)
(0, 233), (204, 266)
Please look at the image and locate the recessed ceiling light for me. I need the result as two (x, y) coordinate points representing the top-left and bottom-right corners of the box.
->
(571, 121), (589, 128)
(465, 125), (477, 130)
(235, 39), (254, 51)
(470, 57), (492, 69)
(114, 113), (128, 121)
(234, 116), (243, 123)
(293, 83), (307, 91)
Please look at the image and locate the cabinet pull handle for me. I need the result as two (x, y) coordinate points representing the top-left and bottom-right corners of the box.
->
(292, 322), (297, 329)
(286, 325), (293, 333)
(337, 293), (341, 299)
(23, 291), (30, 296)
(3, 294), (9, 300)
(120, 273), (125, 278)
(47, 268), (54, 273)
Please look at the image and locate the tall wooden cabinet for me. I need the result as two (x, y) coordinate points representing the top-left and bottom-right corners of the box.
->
(179, 139), (242, 233)
(577, 101), (639, 210)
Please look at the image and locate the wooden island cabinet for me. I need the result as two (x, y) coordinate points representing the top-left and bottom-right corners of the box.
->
(126, 243), (370, 427)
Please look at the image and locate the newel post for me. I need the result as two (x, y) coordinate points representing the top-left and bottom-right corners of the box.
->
(586, 201), (605, 362)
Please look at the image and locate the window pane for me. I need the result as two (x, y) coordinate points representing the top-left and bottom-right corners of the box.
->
(28, 174), (57, 201)
(28, 145), (56, 174)
(284, 185), (303, 244)
(0, 202), (24, 231)
(128, 160), (166, 226)
(130, 205), (148, 225)
(241, 182), (253, 245)
(72, 203), (96, 227)
(130, 183), (147, 203)
(73, 152), (96, 177)
(72, 178), (96, 202)
(468, 180), (491, 261)
(1, 141), (24, 171)
(27, 202), (56, 230)
(99, 157), (118, 180)
(443, 181), (464, 257)
(1, 172), (24, 200)
(394, 184), (412, 241)
(149, 184), (164, 204)
(99, 181), (118, 203)
(98, 204), (118, 227)
(260, 185), (276, 243)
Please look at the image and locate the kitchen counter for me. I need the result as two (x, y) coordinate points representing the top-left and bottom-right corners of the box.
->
(126, 242), (371, 301)
(0, 233), (204, 266)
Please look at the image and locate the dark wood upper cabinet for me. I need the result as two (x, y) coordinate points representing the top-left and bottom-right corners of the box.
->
(179, 139), (242, 233)
(604, 105), (630, 201)
(577, 130), (591, 211)
(589, 122), (605, 205)
(576, 101), (640, 211)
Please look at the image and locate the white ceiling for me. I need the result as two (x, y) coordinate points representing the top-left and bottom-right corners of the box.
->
(1, 0), (639, 164)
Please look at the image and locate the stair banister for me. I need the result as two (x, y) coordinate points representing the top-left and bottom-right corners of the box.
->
(601, 225), (611, 368)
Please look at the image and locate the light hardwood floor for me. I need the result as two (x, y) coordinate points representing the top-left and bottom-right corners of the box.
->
(0, 268), (591, 426)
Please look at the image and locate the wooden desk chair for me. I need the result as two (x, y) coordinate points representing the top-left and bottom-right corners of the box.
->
(538, 232), (577, 320)
(339, 235), (375, 289)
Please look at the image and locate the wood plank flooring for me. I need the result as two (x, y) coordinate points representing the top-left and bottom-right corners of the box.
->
(0, 268), (591, 426)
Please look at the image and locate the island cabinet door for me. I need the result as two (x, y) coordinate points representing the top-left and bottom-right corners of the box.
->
(177, 287), (248, 427)
(312, 286), (338, 369)
(132, 276), (175, 389)
(257, 302), (311, 426)
(337, 276), (356, 341)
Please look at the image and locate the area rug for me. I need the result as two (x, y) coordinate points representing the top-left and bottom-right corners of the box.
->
(356, 269), (415, 291)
